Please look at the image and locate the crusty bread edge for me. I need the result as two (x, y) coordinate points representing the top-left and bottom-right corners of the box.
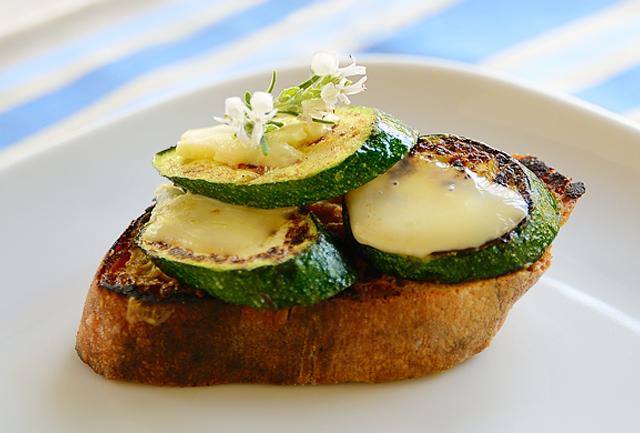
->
(76, 250), (550, 386)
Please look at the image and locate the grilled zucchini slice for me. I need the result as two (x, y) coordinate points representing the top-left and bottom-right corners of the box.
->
(344, 134), (561, 283)
(153, 106), (417, 208)
(137, 185), (356, 308)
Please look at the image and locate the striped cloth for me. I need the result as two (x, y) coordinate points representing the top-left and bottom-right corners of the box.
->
(2, 0), (639, 160)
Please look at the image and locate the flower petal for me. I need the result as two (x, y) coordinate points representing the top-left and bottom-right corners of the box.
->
(344, 76), (367, 95)
(320, 82), (340, 107)
(301, 98), (330, 120)
(250, 91), (274, 114)
(338, 58), (366, 77)
(338, 93), (351, 105)
(311, 51), (339, 76)
(236, 124), (250, 143)
(250, 121), (264, 147)
(225, 96), (246, 120)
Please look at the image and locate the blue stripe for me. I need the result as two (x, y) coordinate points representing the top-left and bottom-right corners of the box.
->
(505, 14), (640, 82)
(111, 0), (418, 119)
(575, 62), (640, 113)
(363, 0), (619, 63)
(0, 0), (314, 149)
(0, 0), (220, 92)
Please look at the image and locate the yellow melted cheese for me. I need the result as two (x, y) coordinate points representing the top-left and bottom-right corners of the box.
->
(142, 185), (293, 257)
(176, 119), (328, 168)
(346, 158), (528, 257)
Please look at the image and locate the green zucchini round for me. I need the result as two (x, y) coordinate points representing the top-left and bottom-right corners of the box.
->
(138, 210), (356, 309)
(153, 106), (418, 208)
(345, 134), (561, 283)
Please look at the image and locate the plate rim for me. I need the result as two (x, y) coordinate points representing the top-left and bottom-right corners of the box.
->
(1, 54), (639, 173)
(2, 55), (640, 433)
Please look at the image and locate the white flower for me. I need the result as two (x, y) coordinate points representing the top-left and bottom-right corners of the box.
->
(311, 51), (366, 79)
(224, 96), (245, 121)
(320, 76), (367, 108)
(337, 56), (366, 78)
(246, 91), (277, 146)
(311, 51), (340, 76)
(247, 92), (276, 123)
(215, 92), (276, 147)
(299, 99), (338, 123)
(310, 52), (367, 112)
(300, 99), (326, 119)
(215, 96), (249, 142)
(213, 53), (367, 153)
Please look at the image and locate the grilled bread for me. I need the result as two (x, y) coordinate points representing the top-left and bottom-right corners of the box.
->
(76, 155), (583, 386)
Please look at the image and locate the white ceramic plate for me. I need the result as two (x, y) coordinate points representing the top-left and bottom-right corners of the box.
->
(1, 57), (639, 433)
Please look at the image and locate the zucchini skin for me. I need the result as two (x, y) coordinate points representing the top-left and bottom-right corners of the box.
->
(155, 110), (417, 208)
(145, 223), (357, 309)
(347, 165), (561, 284)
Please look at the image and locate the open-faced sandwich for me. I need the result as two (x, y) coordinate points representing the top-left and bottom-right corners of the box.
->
(76, 53), (585, 386)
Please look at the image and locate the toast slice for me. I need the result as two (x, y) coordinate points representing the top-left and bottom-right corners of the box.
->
(76, 156), (583, 386)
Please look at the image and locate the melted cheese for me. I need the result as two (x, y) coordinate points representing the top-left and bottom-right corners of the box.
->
(142, 185), (293, 257)
(346, 158), (528, 257)
(176, 119), (328, 168)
